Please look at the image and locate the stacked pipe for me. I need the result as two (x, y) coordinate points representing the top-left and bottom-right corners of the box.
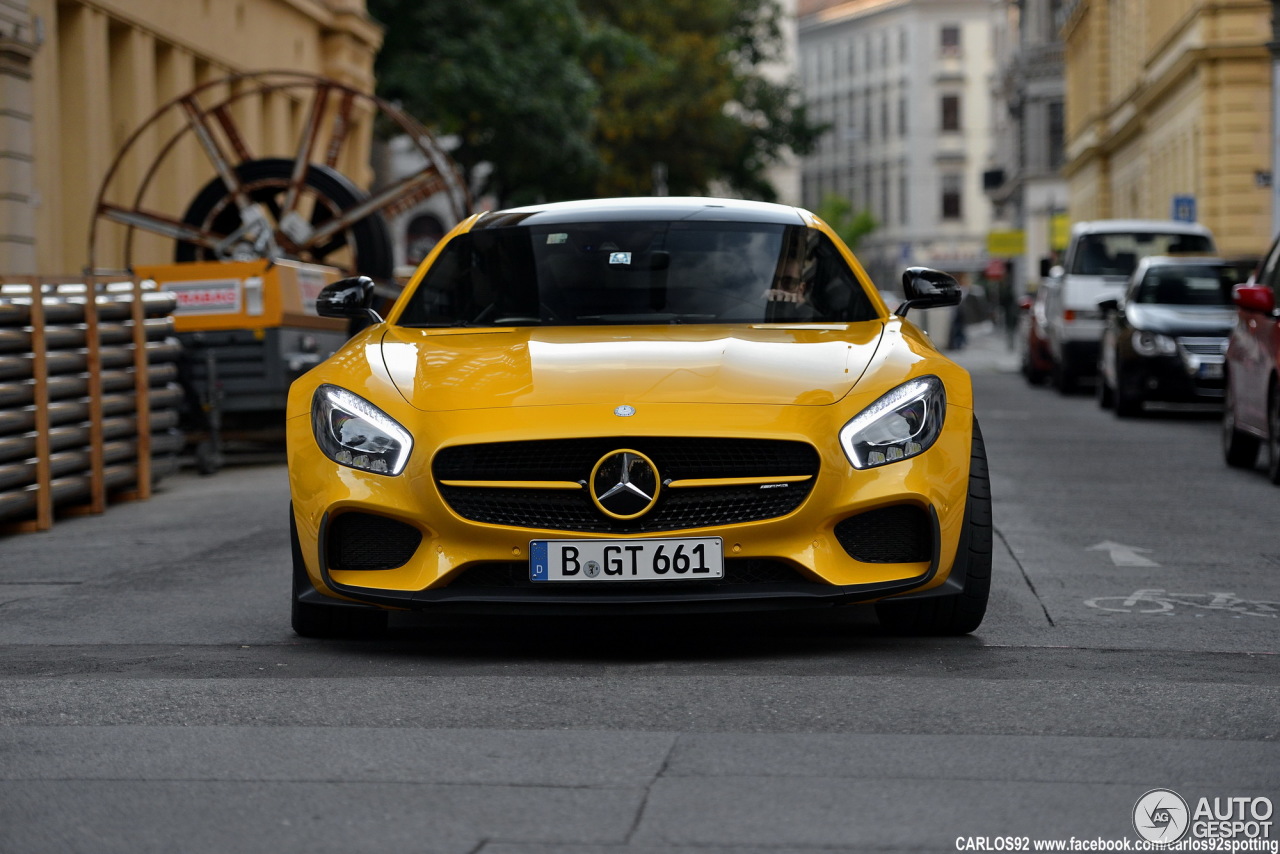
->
(0, 279), (184, 530)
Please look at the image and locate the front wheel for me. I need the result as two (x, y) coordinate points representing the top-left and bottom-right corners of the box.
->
(290, 508), (388, 639)
(875, 418), (992, 636)
(1222, 382), (1260, 469)
(1113, 369), (1142, 418)
(1268, 384), (1280, 485)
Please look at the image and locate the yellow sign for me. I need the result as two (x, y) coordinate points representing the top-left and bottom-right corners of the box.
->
(986, 230), (1025, 257)
(1051, 214), (1071, 251)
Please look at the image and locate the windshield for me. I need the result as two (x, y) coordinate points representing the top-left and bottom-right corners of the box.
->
(1070, 232), (1215, 276)
(396, 221), (879, 327)
(1133, 264), (1243, 306)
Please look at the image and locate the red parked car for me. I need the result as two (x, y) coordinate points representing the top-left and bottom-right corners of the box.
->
(1223, 239), (1280, 484)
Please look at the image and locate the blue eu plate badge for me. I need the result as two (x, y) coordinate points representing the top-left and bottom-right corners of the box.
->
(530, 541), (549, 581)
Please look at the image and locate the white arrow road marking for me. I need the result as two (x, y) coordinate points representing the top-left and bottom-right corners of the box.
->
(1087, 541), (1160, 567)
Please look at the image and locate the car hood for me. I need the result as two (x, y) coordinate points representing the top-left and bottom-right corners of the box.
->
(377, 323), (886, 411)
(1125, 304), (1236, 336)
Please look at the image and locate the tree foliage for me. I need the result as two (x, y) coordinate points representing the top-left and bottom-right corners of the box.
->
(367, 0), (601, 205)
(366, 0), (822, 205)
(815, 193), (878, 251)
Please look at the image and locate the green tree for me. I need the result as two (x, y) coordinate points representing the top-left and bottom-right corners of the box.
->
(579, 0), (823, 200)
(815, 193), (877, 251)
(368, 0), (822, 205)
(367, 0), (602, 205)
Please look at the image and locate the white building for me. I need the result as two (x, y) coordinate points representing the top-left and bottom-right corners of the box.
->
(797, 0), (995, 296)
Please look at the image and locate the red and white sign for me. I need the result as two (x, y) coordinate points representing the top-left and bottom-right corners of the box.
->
(163, 279), (241, 315)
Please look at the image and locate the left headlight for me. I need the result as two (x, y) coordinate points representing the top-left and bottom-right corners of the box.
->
(1131, 330), (1177, 357)
(839, 376), (946, 469)
(311, 384), (413, 476)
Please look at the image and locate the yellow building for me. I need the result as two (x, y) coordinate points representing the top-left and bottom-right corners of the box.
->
(0, 0), (381, 275)
(1061, 0), (1273, 256)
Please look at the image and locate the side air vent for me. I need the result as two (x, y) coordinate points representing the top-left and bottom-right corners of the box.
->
(327, 513), (422, 571)
(834, 505), (933, 563)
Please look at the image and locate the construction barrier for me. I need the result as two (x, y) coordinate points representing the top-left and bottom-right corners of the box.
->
(0, 276), (184, 533)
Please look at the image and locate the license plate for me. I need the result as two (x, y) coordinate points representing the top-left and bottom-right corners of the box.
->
(1198, 362), (1224, 379)
(529, 537), (724, 582)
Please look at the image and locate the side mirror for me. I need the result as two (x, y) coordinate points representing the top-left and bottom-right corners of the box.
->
(1097, 297), (1119, 314)
(1233, 284), (1275, 314)
(316, 276), (383, 323)
(895, 267), (961, 316)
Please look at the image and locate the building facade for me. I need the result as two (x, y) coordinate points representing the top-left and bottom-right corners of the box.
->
(1061, 0), (1272, 257)
(985, 0), (1068, 296)
(0, 0), (381, 275)
(797, 0), (996, 294)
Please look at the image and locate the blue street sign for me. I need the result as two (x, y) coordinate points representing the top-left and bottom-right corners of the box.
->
(1171, 195), (1196, 223)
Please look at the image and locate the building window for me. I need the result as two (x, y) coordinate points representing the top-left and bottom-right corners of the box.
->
(900, 28), (908, 63)
(1047, 99), (1065, 170)
(898, 95), (907, 136)
(940, 25), (961, 55)
(941, 174), (963, 220)
(900, 172), (909, 225)
(941, 94), (961, 132)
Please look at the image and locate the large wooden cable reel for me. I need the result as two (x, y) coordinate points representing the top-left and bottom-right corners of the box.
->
(89, 70), (471, 281)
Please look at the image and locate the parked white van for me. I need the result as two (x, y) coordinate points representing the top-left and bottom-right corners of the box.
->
(1042, 219), (1216, 392)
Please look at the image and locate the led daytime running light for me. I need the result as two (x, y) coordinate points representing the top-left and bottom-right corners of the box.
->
(839, 376), (946, 469)
(311, 384), (413, 476)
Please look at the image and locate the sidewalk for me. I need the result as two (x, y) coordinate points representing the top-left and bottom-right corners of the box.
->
(939, 320), (1022, 375)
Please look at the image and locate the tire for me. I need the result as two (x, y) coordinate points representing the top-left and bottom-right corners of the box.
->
(1052, 360), (1077, 394)
(1222, 381), (1260, 469)
(1268, 382), (1280, 486)
(1097, 370), (1114, 409)
(176, 158), (394, 281)
(1113, 369), (1141, 418)
(875, 418), (992, 636)
(290, 508), (388, 639)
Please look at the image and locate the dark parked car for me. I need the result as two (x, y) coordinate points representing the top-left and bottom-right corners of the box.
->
(1097, 256), (1246, 416)
(1223, 236), (1280, 483)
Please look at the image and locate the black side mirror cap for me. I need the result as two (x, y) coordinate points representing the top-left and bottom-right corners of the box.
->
(895, 267), (962, 316)
(1097, 297), (1120, 314)
(315, 276), (383, 323)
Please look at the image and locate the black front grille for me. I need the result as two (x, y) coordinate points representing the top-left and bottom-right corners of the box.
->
(434, 437), (820, 533)
(834, 505), (933, 563)
(327, 512), (423, 570)
(445, 559), (805, 590)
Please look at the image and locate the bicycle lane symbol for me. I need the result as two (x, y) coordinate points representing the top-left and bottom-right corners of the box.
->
(1085, 589), (1280, 618)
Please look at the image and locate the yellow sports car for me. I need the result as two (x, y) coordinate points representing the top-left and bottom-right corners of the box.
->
(286, 197), (990, 637)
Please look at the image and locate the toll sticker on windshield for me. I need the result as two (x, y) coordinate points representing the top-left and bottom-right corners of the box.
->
(547, 233), (568, 245)
(609, 252), (632, 265)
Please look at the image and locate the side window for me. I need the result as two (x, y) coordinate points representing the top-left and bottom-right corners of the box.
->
(807, 231), (877, 322)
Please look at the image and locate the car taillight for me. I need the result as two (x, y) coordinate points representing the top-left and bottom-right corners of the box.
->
(1064, 309), (1076, 322)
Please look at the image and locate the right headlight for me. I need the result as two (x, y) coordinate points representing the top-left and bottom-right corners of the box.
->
(839, 376), (946, 469)
(311, 384), (413, 476)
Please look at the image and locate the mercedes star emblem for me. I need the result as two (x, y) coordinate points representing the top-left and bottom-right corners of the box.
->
(590, 449), (660, 519)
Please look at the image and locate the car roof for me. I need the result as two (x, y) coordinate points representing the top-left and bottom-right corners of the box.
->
(1135, 255), (1232, 269)
(1071, 219), (1213, 236)
(471, 197), (812, 229)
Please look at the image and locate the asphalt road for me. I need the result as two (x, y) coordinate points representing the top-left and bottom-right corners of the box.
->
(1, 329), (1276, 853)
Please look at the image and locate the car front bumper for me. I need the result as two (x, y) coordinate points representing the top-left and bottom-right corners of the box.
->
(287, 399), (976, 615)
